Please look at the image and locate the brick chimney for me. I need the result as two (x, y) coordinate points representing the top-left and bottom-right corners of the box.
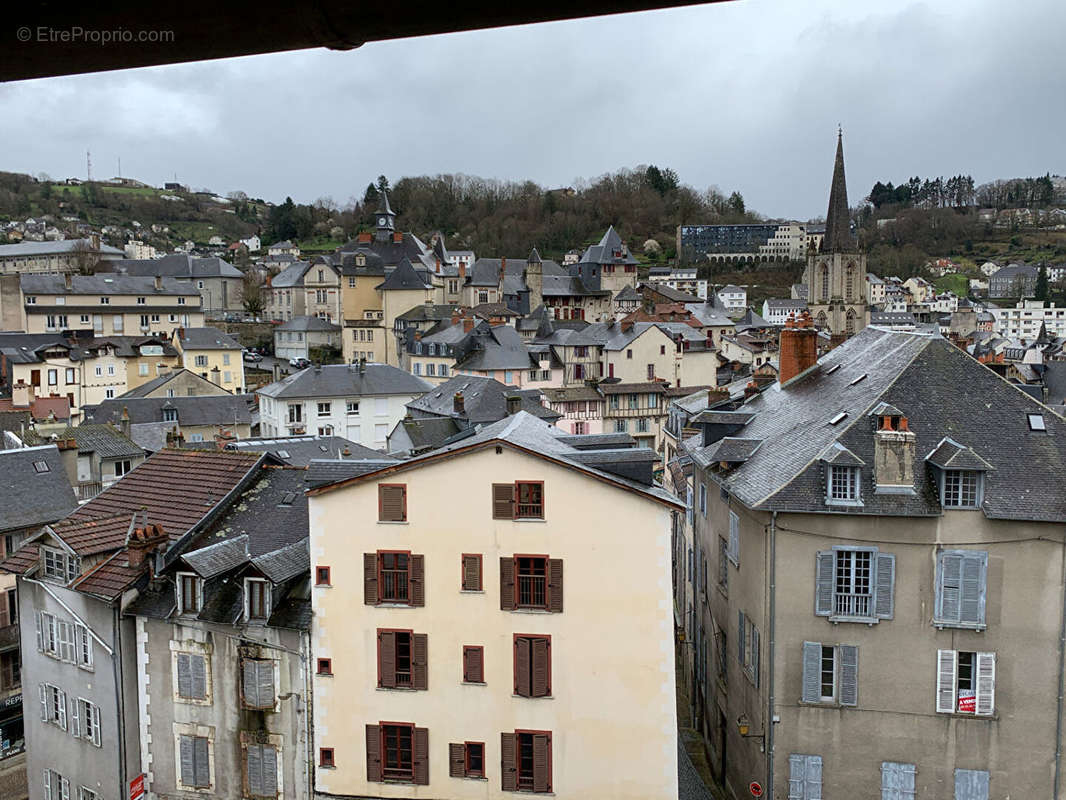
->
(393, 233), (403, 243)
(743, 381), (760, 401)
(778, 312), (818, 385)
(64, 272), (73, 289)
(463, 318), (475, 333)
(120, 406), (131, 438)
(127, 522), (167, 570)
(506, 395), (522, 415)
(707, 387), (729, 407)
(357, 232), (372, 243)
(453, 391), (465, 414)
(459, 262), (466, 280)
(874, 412), (916, 491)
(12, 380), (30, 408)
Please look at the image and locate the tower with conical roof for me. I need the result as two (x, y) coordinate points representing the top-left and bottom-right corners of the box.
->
(525, 246), (544, 312)
(806, 130), (868, 340)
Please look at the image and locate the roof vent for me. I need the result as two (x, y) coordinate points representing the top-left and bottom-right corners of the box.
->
(849, 374), (867, 386)
(825, 364), (841, 375)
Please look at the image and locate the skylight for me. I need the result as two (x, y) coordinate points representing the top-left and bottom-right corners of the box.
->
(279, 492), (297, 506)
(33, 460), (50, 473)
(829, 412), (848, 425)
(1028, 414), (1047, 431)
(849, 374), (867, 386)
(277, 450), (290, 459)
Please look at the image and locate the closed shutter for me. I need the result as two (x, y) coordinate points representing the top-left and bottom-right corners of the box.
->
(243, 659), (259, 707)
(70, 696), (80, 738)
(366, 724), (382, 782)
(180, 734), (195, 786)
(191, 654), (207, 699)
(261, 744), (278, 796)
(814, 551), (834, 616)
(954, 768), (990, 800)
(409, 555), (425, 607)
(960, 553), (988, 626)
(378, 631), (396, 688)
(875, 553), (895, 619)
(450, 743), (466, 777)
(751, 626), (760, 688)
(247, 743), (263, 796)
(937, 552), (963, 623)
(788, 754), (806, 800)
(412, 633), (428, 690)
(413, 727), (429, 785)
(548, 559), (563, 612)
(379, 484), (406, 521)
(532, 733), (551, 792)
(737, 610), (745, 665)
(936, 649), (957, 713)
(802, 642), (822, 703)
(532, 638), (550, 697)
(500, 557), (515, 611)
(839, 645), (858, 706)
(805, 755), (823, 800)
(43, 769), (51, 800)
(515, 637), (531, 696)
(501, 732), (517, 791)
(493, 483), (515, 519)
(975, 652), (995, 716)
(464, 647), (484, 683)
(177, 653), (193, 698)
(462, 555), (481, 591)
(364, 553), (378, 604)
(257, 660), (275, 708)
(194, 735), (210, 787)
(881, 761), (916, 800)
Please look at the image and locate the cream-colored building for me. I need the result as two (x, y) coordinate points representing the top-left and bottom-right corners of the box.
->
(173, 326), (246, 394)
(306, 412), (682, 799)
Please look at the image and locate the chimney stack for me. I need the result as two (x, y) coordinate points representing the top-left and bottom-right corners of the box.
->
(64, 272), (73, 289)
(127, 522), (167, 570)
(459, 262), (466, 280)
(154, 274), (163, 290)
(463, 318), (475, 333)
(12, 380), (30, 408)
(359, 357), (366, 376)
(506, 395), (522, 415)
(743, 381), (760, 401)
(778, 312), (818, 385)
(120, 406), (131, 438)
(453, 391), (465, 414)
(874, 411), (916, 491)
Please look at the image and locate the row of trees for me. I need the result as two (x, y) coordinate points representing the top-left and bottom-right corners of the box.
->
(975, 175), (1056, 209)
(868, 174), (1058, 211)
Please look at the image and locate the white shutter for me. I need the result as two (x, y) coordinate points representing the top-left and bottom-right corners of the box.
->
(90, 703), (101, 746)
(814, 551), (835, 616)
(728, 511), (740, 566)
(70, 697), (80, 738)
(955, 768), (990, 800)
(936, 649), (957, 713)
(838, 645), (858, 707)
(805, 755), (823, 800)
(42, 769), (51, 800)
(881, 761), (918, 800)
(875, 553), (895, 619)
(36, 611), (43, 652)
(60, 776), (69, 800)
(801, 642), (821, 703)
(57, 689), (67, 730)
(788, 754), (806, 800)
(976, 652), (996, 716)
(39, 684), (47, 721)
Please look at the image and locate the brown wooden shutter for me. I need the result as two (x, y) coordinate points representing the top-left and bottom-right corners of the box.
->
(548, 558), (564, 613)
(410, 555), (425, 607)
(378, 631), (396, 688)
(532, 733), (551, 792)
(501, 733), (517, 791)
(464, 646), (484, 683)
(413, 727), (429, 785)
(515, 637), (531, 697)
(500, 557), (516, 610)
(379, 485), (406, 521)
(366, 724), (382, 782)
(364, 553), (378, 605)
(412, 633), (428, 690)
(492, 483), (515, 519)
(462, 554), (481, 591)
(449, 743), (466, 778)
(532, 638), (550, 697)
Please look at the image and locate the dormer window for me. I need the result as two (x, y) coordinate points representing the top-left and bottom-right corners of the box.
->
(42, 547), (78, 583)
(245, 578), (271, 622)
(942, 470), (981, 509)
(177, 572), (203, 615)
(826, 465), (860, 505)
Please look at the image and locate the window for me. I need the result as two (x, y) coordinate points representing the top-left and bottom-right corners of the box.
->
(137, 296), (146, 305)
(163, 407), (178, 422)
(37, 611), (58, 656)
(245, 578), (271, 622)
(78, 787), (98, 800)
(492, 482), (543, 520)
(517, 558), (544, 609)
(288, 404), (303, 423)
(99, 296), (109, 304)
(827, 465), (861, 504)
(245, 742), (278, 798)
(39, 683), (67, 730)
(0, 650), (20, 691)
(317, 401), (331, 416)
(788, 754), (823, 800)
(194, 354), (208, 367)
(177, 572), (203, 614)
(242, 657), (276, 709)
(461, 554), (483, 591)
(608, 395), (620, 410)
(179, 734), (211, 788)
(365, 723), (429, 784)
(43, 770), (69, 800)
(65, 367), (76, 384)
(47, 368), (57, 386)
(75, 623), (93, 669)
(934, 550), (988, 629)
(34, 460), (50, 474)
(937, 650), (995, 716)
(614, 419), (627, 433)
(626, 348), (633, 359)
(72, 697), (102, 746)
(801, 642), (857, 705)
(365, 551), (424, 606)
(178, 297), (187, 305)
(378, 484), (407, 521)
(374, 423), (388, 441)
(43, 546), (78, 583)
(105, 388), (115, 399)
(502, 731), (552, 793)
(139, 363), (149, 376)
(942, 470), (982, 508)
(317, 658), (332, 675)
(737, 610), (759, 686)
(699, 483), (707, 515)
(728, 511), (740, 566)
(513, 635), (551, 697)
(450, 741), (485, 779)
(176, 652), (207, 700)
(881, 762), (916, 800)
(316, 566), (331, 586)
(346, 400), (359, 415)
(319, 748), (335, 768)
(717, 537), (729, 593)
(815, 547), (895, 622)
(954, 769), (989, 800)
(377, 629), (427, 689)
(114, 459), (132, 477)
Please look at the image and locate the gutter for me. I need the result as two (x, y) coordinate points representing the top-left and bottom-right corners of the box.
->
(23, 576), (113, 655)
(1055, 532), (1066, 800)
(767, 511), (777, 799)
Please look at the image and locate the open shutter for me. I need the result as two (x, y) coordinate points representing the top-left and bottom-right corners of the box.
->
(70, 696), (80, 738)
(875, 553), (895, 620)
(493, 483), (515, 519)
(57, 689), (66, 730)
(257, 660), (276, 708)
(805, 755), (823, 800)
(247, 743), (263, 796)
(413, 727), (429, 785)
(815, 551), (834, 616)
(839, 645), (858, 707)
(462, 555), (481, 591)
(194, 735), (210, 787)
(737, 610), (745, 665)
(975, 652), (995, 716)
(960, 553), (988, 626)
(788, 754), (805, 800)
(92, 705), (101, 746)
(955, 769), (990, 800)
(936, 649), (957, 713)
(937, 552), (963, 623)
(515, 637), (531, 697)
(751, 626), (760, 688)
(532, 638), (550, 697)
(728, 512), (740, 566)
(177, 653), (193, 698)
(500, 557), (515, 611)
(450, 743), (466, 777)
(364, 553), (378, 605)
(243, 659), (259, 707)
(180, 735), (195, 786)
(366, 724), (382, 782)
(801, 642), (821, 703)
(412, 633), (428, 690)
(548, 559), (563, 612)
(60, 777), (70, 800)
(39, 684), (47, 722)
(191, 654), (207, 700)
(378, 631), (396, 688)
(35, 612), (43, 652)
(262, 744), (278, 796)
(43, 770), (51, 800)
(501, 733), (517, 791)
(532, 733), (551, 792)
(409, 555), (425, 607)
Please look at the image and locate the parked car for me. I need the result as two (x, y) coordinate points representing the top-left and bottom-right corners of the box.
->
(243, 350), (263, 363)
(289, 357), (311, 369)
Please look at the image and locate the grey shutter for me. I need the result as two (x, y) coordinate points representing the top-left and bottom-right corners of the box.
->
(875, 553), (895, 619)
(247, 743), (263, 796)
(839, 645), (858, 706)
(975, 651), (995, 716)
(257, 660), (275, 708)
(191, 654), (207, 699)
(243, 659), (258, 707)
(180, 734), (195, 786)
(60, 777), (69, 800)
(70, 696), (80, 738)
(737, 610), (745, 665)
(751, 625), (760, 687)
(955, 768), (990, 800)
(936, 649), (957, 713)
(960, 552), (988, 626)
(936, 552), (963, 623)
(194, 735), (210, 787)
(729, 512), (740, 566)
(805, 755), (823, 800)
(261, 744), (278, 796)
(56, 688), (66, 730)
(177, 654), (192, 698)
(881, 762), (916, 800)
(788, 754), (805, 800)
(801, 642), (822, 703)
(815, 551), (834, 616)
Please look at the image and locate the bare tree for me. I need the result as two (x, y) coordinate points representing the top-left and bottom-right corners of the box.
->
(69, 238), (101, 275)
(240, 269), (266, 316)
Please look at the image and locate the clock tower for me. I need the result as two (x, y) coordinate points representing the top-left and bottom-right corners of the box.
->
(374, 191), (397, 242)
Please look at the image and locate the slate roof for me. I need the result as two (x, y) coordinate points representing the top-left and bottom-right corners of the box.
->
(306, 458), (401, 488)
(269, 261), (311, 288)
(822, 130), (856, 252)
(226, 435), (389, 466)
(389, 417), (463, 455)
(377, 258), (433, 291)
(118, 368), (213, 398)
(85, 395), (256, 426)
(615, 285), (642, 302)
(396, 303), (462, 323)
(579, 226), (639, 266)
(684, 326), (1066, 522)
(178, 327), (242, 350)
(564, 321), (671, 350)
(183, 534), (249, 578)
(685, 301), (737, 328)
(276, 316), (341, 333)
(31, 424), (143, 459)
(258, 363), (431, 399)
(108, 254), (242, 279)
(0, 239), (124, 257)
(0, 444), (78, 533)
(20, 274), (199, 296)
(453, 325), (537, 372)
(406, 374), (556, 423)
(648, 284), (701, 303)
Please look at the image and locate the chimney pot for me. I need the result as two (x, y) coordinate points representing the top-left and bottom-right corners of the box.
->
(459, 262), (466, 280)
(778, 311), (818, 385)
(453, 391), (465, 414)
(463, 318), (475, 333)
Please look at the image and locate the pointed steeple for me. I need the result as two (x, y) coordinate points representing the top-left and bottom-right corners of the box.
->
(378, 190), (394, 218)
(374, 190), (396, 242)
(822, 128), (855, 253)
(527, 246), (542, 264)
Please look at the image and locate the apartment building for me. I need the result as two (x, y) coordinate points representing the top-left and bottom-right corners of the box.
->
(104, 253), (244, 313)
(680, 316), (1066, 799)
(306, 412), (682, 799)
(988, 299), (1066, 339)
(265, 261), (312, 322)
(600, 381), (668, 451)
(0, 238), (124, 275)
(173, 326), (246, 394)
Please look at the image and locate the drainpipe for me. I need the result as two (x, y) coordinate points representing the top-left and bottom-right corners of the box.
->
(1054, 533), (1066, 800)
(766, 511), (778, 799)
(113, 604), (128, 800)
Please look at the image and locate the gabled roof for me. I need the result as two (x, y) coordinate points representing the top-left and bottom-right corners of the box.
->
(276, 316), (341, 332)
(377, 257), (433, 291)
(579, 226), (639, 266)
(48, 512), (136, 556)
(0, 444), (78, 534)
(269, 261), (311, 288)
(118, 368), (221, 399)
(226, 435), (388, 465)
(925, 438), (995, 471)
(177, 327), (242, 350)
(257, 363), (431, 400)
(85, 394), (256, 426)
(27, 424), (142, 459)
(406, 374), (557, 424)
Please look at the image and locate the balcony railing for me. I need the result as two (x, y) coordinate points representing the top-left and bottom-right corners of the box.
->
(517, 575), (546, 608)
(834, 592), (871, 618)
(76, 481), (104, 502)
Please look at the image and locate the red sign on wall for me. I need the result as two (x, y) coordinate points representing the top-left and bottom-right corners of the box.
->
(749, 781), (764, 797)
(129, 774), (145, 800)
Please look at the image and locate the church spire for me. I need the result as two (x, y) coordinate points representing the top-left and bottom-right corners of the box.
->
(822, 128), (854, 253)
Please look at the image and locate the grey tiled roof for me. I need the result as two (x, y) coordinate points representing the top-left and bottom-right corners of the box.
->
(306, 458), (400, 488)
(0, 238), (124, 257)
(20, 273), (199, 296)
(0, 444), (78, 533)
(109, 254), (242, 279)
(579, 226), (639, 266)
(926, 438), (994, 471)
(276, 316), (341, 332)
(183, 534), (250, 578)
(258, 363), (431, 400)
(703, 437), (762, 463)
(227, 435), (387, 465)
(252, 539), (309, 583)
(178, 326), (242, 350)
(406, 374), (557, 424)
(269, 261), (310, 288)
(377, 258), (433, 290)
(85, 394), (256, 426)
(37, 424), (143, 459)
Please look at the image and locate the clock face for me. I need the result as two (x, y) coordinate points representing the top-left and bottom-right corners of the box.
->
(378, 217), (387, 226)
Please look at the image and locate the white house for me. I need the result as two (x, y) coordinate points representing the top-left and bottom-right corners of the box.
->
(257, 362), (431, 449)
(761, 298), (808, 325)
(240, 234), (261, 252)
(988, 299), (1066, 340)
(716, 284), (747, 312)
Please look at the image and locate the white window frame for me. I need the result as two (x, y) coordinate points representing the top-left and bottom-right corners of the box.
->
(176, 572), (203, 616)
(74, 623), (93, 670)
(72, 697), (102, 747)
(826, 464), (862, 506)
(936, 649), (995, 716)
(941, 469), (983, 509)
(40, 682), (67, 730)
(42, 546), (78, 584)
(244, 578), (272, 623)
(727, 511), (740, 566)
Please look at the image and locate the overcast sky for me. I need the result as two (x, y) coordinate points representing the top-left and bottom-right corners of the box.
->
(2, 0), (1063, 221)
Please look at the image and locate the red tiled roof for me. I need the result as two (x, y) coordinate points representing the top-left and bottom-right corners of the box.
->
(0, 395), (71, 421)
(0, 544), (40, 576)
(71, 549), (143, 600)
(51, 513), (134, 556)
(69, 449), (263, 543)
